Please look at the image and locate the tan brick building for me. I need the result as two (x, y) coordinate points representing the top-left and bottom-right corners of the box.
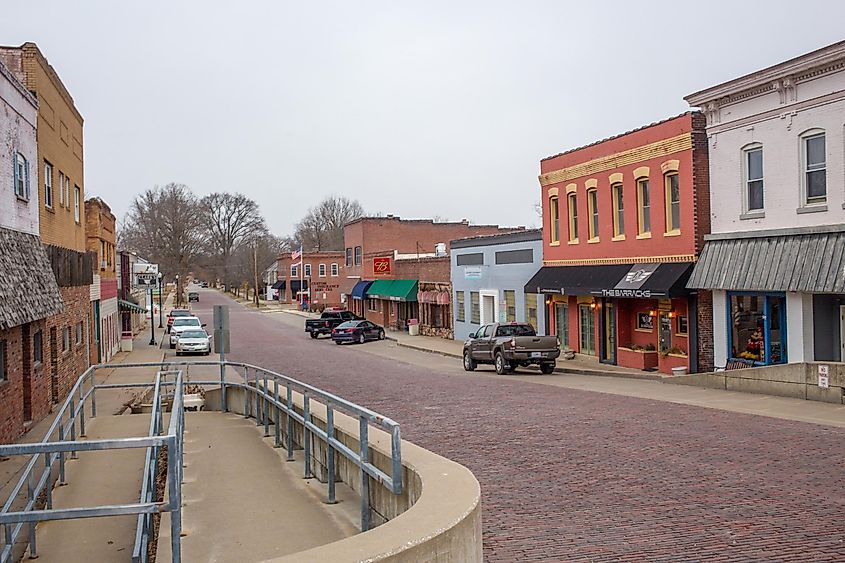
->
(86, 198), (120, 363)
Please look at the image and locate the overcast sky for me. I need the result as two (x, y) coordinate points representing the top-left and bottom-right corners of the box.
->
(3, 1), (844, 236)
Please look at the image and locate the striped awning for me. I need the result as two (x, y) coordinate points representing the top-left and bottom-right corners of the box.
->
(687, 230), (845, 293)
(118, 299), (148, 313)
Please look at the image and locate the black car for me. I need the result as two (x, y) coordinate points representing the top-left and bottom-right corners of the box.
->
(188, 292), (199, 302)
(201, 281), (209, 288)
(331, 320), (385, 345)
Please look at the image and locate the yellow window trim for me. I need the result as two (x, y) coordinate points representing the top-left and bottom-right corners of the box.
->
(608, 172), (623, 184)
(587, 237), (600, 244)
(611, 183), (624, 238)
(565, 183), (577, 194)
(611, 234), (626, 242)
(584, 178), (598, 189)
(661, 159), (680, 174)
(586, 188), (598, 240)
(664, 230), (681, 237)
(664, 172), (680, 233)
(633, 166), (650, 179)
(548, 187), (559, 197)
(636, 232), (652, 240)
(549, 241), (561, 247)
(636, 178), (650, 236)
(567, 239), (579, 245)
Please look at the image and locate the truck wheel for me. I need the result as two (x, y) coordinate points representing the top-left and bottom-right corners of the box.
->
(463, 351), (476, 371)
(309, 332), (318, 339)
(495, 352), (509, 375)
(540, 363), (555, 375)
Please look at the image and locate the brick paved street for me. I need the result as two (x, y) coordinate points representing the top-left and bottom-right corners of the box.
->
(197, 290), (845, 562)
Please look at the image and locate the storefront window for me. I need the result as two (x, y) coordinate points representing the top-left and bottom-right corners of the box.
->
(525, 294), (538, 330)
(729, 293), (786, 365)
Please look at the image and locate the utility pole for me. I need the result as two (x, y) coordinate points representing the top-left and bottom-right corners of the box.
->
(253, 243), (260, 308)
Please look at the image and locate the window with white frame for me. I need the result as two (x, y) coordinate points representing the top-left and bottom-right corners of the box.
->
(664, 173), (680, 233)
(330, 263), (339, 276)
(58, 172), (65, 206)
(291, 265), (298, 277)
(802, 131), (826, 204)
(62, 326), (70, 353)
(743, 145), (764, 212)
(74, 186), (81, 222)
(44, 161), (53, 208)
(14, 153), (29, 199)
(318, 263), (326, 277)
(304, 263), (311, 277)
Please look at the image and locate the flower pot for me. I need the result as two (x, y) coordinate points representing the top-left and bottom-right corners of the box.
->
(671, 366), (688, 376)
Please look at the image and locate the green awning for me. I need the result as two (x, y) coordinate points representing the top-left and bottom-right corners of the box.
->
(119, 299), (148, 313)
(365, 279), (418, 302)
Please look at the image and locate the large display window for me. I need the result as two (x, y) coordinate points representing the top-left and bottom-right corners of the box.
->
(728, 293), (786, 365)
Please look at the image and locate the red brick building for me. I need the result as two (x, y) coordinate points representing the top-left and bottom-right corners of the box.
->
(275, 251), (349, 309)
(526, 113), (713, 374)
(344, 216), (522, 336)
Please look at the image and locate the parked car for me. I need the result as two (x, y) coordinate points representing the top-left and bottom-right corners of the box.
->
(331, 320), (385, 345)
(167, 308), (193, 333)
(188, 291), (199, 302)
(305, 310), (361, 338)
(176, 329), (212, 356)
(170, 316), (205, 348)
(201, 281), (209, 288)
(463, 322), (560, 375)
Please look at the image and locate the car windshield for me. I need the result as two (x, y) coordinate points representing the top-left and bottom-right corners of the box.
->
(336, 321), (360, 329)
(173, 318), (201, 327)
(180, 330), (206, 339)
(495, 324), (536, 337)
(170, 310), (191, 317)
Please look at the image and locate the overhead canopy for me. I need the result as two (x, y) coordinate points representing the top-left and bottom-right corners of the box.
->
(351, 280), (373, 300)
(524, 263), (693, 298)
(0, 228), (64, 330)
(366, 279), (419, 302)
(118, 299), (147, 313)
(688, 231), (845, 293)
(271, 280), (285, 290)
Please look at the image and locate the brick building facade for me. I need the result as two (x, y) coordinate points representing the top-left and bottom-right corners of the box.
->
(86, 197), (120, 363)
(275, 252), (348, 309)
(526, 113), (713, 374)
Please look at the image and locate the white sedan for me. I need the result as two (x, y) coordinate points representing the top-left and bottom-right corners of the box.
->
(170, 316), (205, 348)
(175, 329), (212, 356)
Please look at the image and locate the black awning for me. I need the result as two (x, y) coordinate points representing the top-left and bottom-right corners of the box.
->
(271, 280), (285, 290)
(525, 263), (693, 298)
(290, 280), (309, 294)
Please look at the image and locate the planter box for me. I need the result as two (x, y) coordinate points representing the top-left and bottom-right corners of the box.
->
(617, 347), (658, 370)
(658, 353), (689, 375)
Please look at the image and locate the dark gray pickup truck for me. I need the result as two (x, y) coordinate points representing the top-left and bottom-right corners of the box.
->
(305, 310), (361, 338)
(463, 323), (560, 374)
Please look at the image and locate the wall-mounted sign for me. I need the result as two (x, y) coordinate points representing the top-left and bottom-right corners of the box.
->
(636, 312), (654, 331)
(373, 257), (391, 275)
(818, 364), (830, 388)
(464, 266), (482, 280)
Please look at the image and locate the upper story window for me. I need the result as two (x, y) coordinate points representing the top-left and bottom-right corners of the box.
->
(345, 248), (352, 267)
(331, 263), (339, 276)
(637, 178), (651, 236)
(743, 145), (764, 212)
(802, 131), (826, 205)
(587, 189), (599, 241)
(611, 183), (624, 239)
(44, 161), (53, 209)
(291, 264), (298, 277)
(354, 246), (362, 266)
(14, 153), (30, 200)
(567, 193), (578, 243)
(74, 186), (81, 223)
(304, 263), (312, 277)
(664, 173), (680, 234)
(318, 263), (326, 277)
(549, 195), (560, 243)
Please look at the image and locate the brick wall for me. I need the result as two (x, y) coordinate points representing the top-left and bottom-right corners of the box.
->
(696, 290), (714, 372)
(85, 198), (117, 278)
(0, 325), (24, 443)
(690, 112), (711, 255)
(44, 285), (91, 403)
(394, 256), (451, 283)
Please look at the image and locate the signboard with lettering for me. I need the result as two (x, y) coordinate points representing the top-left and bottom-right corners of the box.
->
(133, 263), (159, 286)
(373, 257), (391, 275)
(818, 364), (830, 388)
(464, 266), (482, 280)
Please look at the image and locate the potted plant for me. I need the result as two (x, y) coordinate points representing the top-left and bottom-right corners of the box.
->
(617, 342), (659, 370)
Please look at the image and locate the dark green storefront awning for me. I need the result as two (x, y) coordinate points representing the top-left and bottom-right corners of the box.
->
(365, 279), (418, 302)
(119, 299), (148, 313)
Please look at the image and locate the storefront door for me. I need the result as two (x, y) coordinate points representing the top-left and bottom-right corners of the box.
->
(659, 313), (672, 353)
(600, 300), (616, 364)
(554, 303), (568, 347)
(579, 304), (596, 356)
(765, 296), (785, 364)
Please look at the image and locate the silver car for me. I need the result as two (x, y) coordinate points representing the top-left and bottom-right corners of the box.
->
(175, 329), (212, 356)
(169, 316), (204, 348)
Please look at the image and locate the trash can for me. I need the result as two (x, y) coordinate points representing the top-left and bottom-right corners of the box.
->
(671, 366), (688, 376)
(408, 318), (420, 336)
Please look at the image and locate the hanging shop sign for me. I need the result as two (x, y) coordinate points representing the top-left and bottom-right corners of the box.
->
(373, 257), (392, 275)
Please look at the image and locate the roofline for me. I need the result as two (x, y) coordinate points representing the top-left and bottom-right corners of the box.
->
(450, 229), (542, 249)
(540, 112), (696, 163)
(344, 215), (517, 230)
(0, 58), (37, 110)
(685, 39), (845, 106)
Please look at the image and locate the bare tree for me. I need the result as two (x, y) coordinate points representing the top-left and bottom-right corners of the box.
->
(294, 196), (364, 251)
(201, 192), (267, 287)
(229, 234), (287, 306)
(121, 183), (204, 280)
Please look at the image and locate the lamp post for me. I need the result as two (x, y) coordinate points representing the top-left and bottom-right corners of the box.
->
(158, 272), (164, 328)
(148, 282), (156, 346)
(175, 274), (180, 308)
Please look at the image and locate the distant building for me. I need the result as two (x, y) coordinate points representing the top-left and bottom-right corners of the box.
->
(527, 113), (712, 374)
(0, 57), (63, 443)
(685, 40), (845, 366)
(263, 262), (279, 301)
(117, 250), (151, 350)
(86, 197), (119, 363)
(451, 230), (546, 341)
(276, 252), (347, 309)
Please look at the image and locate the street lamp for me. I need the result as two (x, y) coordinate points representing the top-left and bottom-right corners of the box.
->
(175, 274), (180, 307)
(148, 280), (156, 346)
(158, 272), (164, 328)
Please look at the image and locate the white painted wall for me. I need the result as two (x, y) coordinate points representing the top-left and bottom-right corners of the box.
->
(704, 68), (845, 234)
(712, 290), (728, 367)
(786, 292), (815, 362)
(0, 61), (39, 235)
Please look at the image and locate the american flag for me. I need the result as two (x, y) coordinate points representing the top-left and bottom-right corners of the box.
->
(291, 247), (302, 261)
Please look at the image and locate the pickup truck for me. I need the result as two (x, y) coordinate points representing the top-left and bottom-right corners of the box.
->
(463, 322), (560, 375)
(305, 310), (361, 338)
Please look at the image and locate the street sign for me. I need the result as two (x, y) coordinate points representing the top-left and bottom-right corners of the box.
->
(818, 364), (830, 388)
(213, 306), (229, 331)
(133, 263), (159, 286)
(213, 329), (230, 354)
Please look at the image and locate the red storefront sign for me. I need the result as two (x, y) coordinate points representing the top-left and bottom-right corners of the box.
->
(373, 257), (391, 275)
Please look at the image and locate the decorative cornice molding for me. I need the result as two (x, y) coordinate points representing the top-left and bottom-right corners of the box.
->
(543, 254), (695, 266)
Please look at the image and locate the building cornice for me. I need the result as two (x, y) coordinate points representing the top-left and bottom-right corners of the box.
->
(704, 224), (845, 241)
(543, 254), (695, 266)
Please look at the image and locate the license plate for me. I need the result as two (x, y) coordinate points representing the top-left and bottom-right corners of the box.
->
(531, 352), (543, 358)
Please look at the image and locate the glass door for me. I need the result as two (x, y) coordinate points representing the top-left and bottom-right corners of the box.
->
(765, 296), (786, 364)
(601, 300), (616, 363)
(579, 304), (596, 356)
(555, 303), (568, 348)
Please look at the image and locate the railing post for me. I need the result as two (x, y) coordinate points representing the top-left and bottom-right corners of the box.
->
(167, 436), (182, 563)
(286, 384), (294, 461)
(326, 405), (336, 504)
(79, 383), (86, 437)
(359, 416), (371, 532)
(303, 392), (312, 479)
(263, 374), (270, 437)
(243, 367), (250, 418)
(273, 380), (281, 448)
(219, 359), (227, 413)
(391, 425), (403, 495)
(27, 473), (36, 558)
(69, 396), (77, 459)
(90, 370), (97, 418)
(58, 423), (66, 485)
(44, 452), (53, 509)
(255, 371), (261, 425)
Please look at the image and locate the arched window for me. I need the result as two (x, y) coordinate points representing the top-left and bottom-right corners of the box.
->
(664, 173), (680, 234)
(587, 188), (599, 242)
(567, 193), (578, 243)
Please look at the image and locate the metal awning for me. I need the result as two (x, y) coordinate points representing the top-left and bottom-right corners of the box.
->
(290, 280), (309, 294)
(0, 228), (64, 330)
(688, 231), (845, 293)
(366, 279), (419, 302)
(525, 263), (693, 298)
(271, 280), (285, 290)
(118, 299), (147, 313)
(351, 280), (373, 300)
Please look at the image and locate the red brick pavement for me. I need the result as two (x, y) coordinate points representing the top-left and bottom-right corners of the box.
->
(199, 291), (845, 562)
